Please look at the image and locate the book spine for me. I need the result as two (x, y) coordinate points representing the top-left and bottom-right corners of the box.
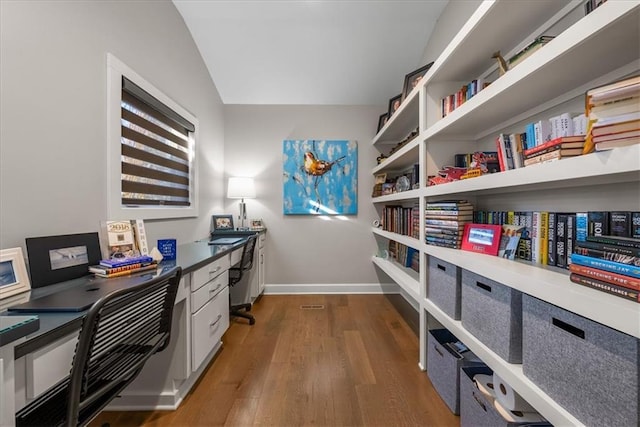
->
(576, 239), (640, 257)
(89, 262), (145, 274)
(495, 136), (506, 172)
(570, 273), (639, 302)
(425, 219), (467, 226)
(556, 214), (568, 269)
(547, 212), (557, 266)
(633, 212), (640, 239)
(100, 255), (154, 268)
(540, 211), (549, 265)
(570, 253), (640, 279)
(425, 210), (472, 216)
(574, 244), (640, 265)
(531, 211), (541, 264)
(567, 214), (576, 266)
(609, 211), (631, 237)
(523, 149), (563, 166)
(569, 263), (640, 291)
(575, 212), (588, 242)
(95, 263), (158, 278)
(586, 235), (640, 249)
(588, 211), (610, 236)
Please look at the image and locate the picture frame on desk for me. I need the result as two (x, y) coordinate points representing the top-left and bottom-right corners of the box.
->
(461, 223), (502, 256)
(250, 219), (265, 230)
(212, 214), (235, 232)
(0, 247), (31, 300)
(25, 232), (102, 288)
(402, 61), (434, 101)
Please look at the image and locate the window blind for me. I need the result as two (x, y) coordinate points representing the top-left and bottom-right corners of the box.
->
(120, 77), (194, 207)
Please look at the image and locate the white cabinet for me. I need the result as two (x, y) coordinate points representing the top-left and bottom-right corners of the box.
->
(257, 233), (266, 297)
(371, 2), (639, 426)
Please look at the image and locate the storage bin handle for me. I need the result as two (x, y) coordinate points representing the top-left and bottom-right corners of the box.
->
(437, 264), (446, 272)
(476, 281), (491, 293)
(552, 317), (585, 339)
(433, 344), (443, 357)
(472, 391), (487, 412)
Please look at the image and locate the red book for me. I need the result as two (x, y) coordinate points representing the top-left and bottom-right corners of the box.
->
(495, 136), (505, 172)
(522, 136), (585, 157)
(569, 263), (640, 291)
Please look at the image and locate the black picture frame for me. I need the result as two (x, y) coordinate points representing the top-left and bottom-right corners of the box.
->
(388, 93), (402, 117)
(211, 214), (235, 232)
(25, 232), (102, 288)
(402, 61), (434, 101)
(377, 113), (388, 133)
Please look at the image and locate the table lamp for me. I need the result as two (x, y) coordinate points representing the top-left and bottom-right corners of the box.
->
(227, 177), (256, 230)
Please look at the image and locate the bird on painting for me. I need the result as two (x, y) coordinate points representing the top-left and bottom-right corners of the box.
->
(303, 152), (345, 176)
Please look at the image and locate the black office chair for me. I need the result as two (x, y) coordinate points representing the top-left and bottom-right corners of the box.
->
(229, 235), (258, 325)
(15, 266), (182, 427)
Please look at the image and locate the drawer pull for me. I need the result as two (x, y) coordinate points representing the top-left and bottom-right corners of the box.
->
(437, 264), (446, 271)
(476, 281), (491, 293)
(210, 314), (223, 328)
(472, 391), (487, 412)
(209, 266), (222, 275)
(552, 317), (585, 339)
(209, 283), (223, 294)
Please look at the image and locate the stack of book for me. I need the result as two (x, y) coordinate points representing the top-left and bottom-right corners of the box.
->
(585, 75), (640, 152)
(425, 200), (473, 248)
(387, 241), (419, 272)
(569, 235), (639, 303)
(522, 136), (585, 166)
(89, 255), (157, 278)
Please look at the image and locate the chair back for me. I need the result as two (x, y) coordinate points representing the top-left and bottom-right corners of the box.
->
(229, 235), (258, 286)
(17, 266), (182, 426)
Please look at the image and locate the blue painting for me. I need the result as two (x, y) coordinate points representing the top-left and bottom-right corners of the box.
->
(283, 140), (357, 215)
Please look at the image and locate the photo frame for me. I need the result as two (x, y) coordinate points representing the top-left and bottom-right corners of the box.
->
(25, 232), (102, 288)
(461, 223), (503, 256)
(388, 93), (402, 117)
(377, 113), (388, 133)
(0, 247), (31, 300)
(250, 219), (265, 230)
(402, 61), (434, 101)
(374, 173), (387, 185)
(212, 214), (235, 232)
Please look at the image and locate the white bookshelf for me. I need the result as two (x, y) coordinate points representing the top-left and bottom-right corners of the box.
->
(370, 1), (640, 426)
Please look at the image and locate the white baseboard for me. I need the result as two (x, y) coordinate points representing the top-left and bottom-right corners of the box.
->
(263, 282), (400, 295)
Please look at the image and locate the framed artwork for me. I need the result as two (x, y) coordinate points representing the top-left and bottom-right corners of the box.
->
(374, 173), (387, 185)
(25, 232), (102, 288)
(212, 214), (235, 232)
(388, 94), (402, 117)
(283, 139), (358, 215)
(402, 61), (434, 101)
(377, 113), (388, 133)
(0, 247), (31, 300)
(461, 223), (502, 256)
(250, 219), (265, 230)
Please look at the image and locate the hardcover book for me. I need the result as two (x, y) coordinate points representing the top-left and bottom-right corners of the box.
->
(633, 212), (640, 239)
(556, 213), (568, 269)
(570, 273), (639, 302)
(570, 253), (640, 279)
(586, 235), (640, 249)
(574, 244), (640, 266)
(569, 263), (640, 291)
(609, 211), (631, 237)
(547, 212), (557, 266)
(588, 211), (610, 237)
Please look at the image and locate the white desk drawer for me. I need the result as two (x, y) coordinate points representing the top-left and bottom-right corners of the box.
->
(259, 233), (265, 248)
(230, 248), (243, 266)
(191, 255), (230, 292)
(26, 333), (77, 399)
(191, 286), (229, 371)
(191, 271), (227, 314)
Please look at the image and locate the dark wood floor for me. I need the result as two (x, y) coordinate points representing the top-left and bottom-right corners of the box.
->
(92, 295), (459, 426)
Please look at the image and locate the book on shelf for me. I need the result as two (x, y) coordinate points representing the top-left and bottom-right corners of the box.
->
(567, 214), (576, 266)
(92, 262), (158, 278)
(595, 136), (640, 151)
(523, 148), (582, 166)
(425, 218), (468, 227)
(569, 263), (640, 291)
(588, 211), (609, 237)
(522, 136), (585, 157)
(633, 212), (640, 239)
(497, 224), (524, 260)
(425, 226), (464, 236)
(592, 123), (640, 139)
(575, 212), (588, 243)
(556, 213), (569, 269)
(588, 96), (640, 120)
(574, 244), (640, 266)
(570, 253), (640, 279)
(609, 211), (631, 237)
(426, 200), (472, 208)
(569, 273), (639, 303)
(576, 238), (640, 257)
(587, 74), (640, 102)
(547, 212), (557, 266)
(424, 214), (474, 221)
(522, 142), (585, 160)
(99, 254), (154, 268)
(586, 234), (640, 249)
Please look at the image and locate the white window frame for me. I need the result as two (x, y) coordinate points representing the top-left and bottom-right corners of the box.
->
(106, 53), (199, 220)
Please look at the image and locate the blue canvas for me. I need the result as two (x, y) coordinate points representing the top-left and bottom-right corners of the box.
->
(283, 140), (357, 215)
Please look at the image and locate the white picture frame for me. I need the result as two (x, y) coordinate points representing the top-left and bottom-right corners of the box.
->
(0, 247), (31, 300)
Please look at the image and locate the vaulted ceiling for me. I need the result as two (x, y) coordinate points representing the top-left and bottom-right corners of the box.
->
(173, 0), (448, 105)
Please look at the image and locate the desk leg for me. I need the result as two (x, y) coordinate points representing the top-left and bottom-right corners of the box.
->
(1, 340), (21, 427)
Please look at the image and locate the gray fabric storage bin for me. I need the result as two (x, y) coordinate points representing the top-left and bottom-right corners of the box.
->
(426, 329), (482, 414)
(460, 366), (551, 427)
(522, 294), (640, 427)
(461, 269), (523, 363)
(428, 256), (461, 319)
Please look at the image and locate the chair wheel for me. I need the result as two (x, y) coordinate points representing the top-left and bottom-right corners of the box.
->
(249, 318), (255, 325)
(246, 305), (252, 312)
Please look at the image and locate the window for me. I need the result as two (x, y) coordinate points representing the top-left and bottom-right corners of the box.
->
(107, 54), (198, 219)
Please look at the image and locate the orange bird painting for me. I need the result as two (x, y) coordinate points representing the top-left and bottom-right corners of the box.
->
(283, 140), (357, 215)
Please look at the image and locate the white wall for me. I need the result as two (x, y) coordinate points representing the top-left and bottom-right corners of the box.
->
(0, 0), (225, 254)
(224, 105), (384, 285)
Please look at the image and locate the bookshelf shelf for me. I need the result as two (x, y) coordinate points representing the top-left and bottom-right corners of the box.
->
(370, 0), (640, 425)
(372, 256), (420, 302)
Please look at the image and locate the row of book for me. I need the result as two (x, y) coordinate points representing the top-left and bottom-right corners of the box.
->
(381, 203), (420, 238)
(584, 74), (639, 153)
(440, 79), (491, 118)
(568, 235), (639, 303)
(425, 200), (473, 249)
(88, 255), (158, 278)
(387, 241), (419, 273)
(494, 131), (586, 172)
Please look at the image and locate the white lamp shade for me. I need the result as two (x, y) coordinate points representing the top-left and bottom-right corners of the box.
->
(227, 177), (256, 199)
